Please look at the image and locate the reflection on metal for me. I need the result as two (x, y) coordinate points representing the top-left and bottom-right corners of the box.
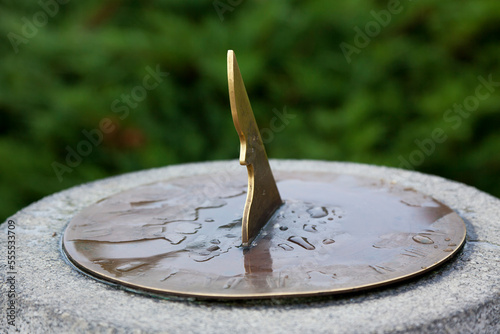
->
(227, 50), (283, 246)
(62, 171), (467, 300)
(61, 51), (468, 300)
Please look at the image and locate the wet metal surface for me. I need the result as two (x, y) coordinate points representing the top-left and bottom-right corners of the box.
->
(63, 171), (467, 299)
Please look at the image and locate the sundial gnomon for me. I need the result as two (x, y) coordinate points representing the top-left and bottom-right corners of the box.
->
(63, 51), (466, 299)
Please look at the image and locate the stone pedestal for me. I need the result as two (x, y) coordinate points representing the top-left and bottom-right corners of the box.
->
(1, 160), (499, 333)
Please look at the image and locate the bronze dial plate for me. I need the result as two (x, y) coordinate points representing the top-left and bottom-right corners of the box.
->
(62, 171), (466, 299)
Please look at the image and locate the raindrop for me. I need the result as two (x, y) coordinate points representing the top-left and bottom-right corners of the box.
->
(278, 243), (294, 251)
(303, 224), (317, 232)
(279, 226), (288, 231)
(307, 206), (328, 218)
(207, 245), (220, 252)
(205, 218), (214, 222)
(412, 235), (434, 244)
(322, 239), (335, 245)
(288, 236), (315, 250)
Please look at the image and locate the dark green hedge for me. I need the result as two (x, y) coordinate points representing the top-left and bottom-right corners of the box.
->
(1, 0), (500, 220)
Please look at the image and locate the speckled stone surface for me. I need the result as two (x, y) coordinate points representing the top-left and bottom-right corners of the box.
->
(1, 160), (499, 333)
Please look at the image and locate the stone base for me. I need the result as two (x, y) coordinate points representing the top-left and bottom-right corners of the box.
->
(1, 160), (499, 333)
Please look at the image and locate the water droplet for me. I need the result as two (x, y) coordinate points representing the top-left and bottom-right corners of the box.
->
(303, 224), (317, 232)
(443, 248), (454, 252)
(207, 245), (220, 252)
(278, 243), (294, 251)
(225, 234), (237, 238)
(445, 238), (451, 241)
(307, 206), (328, 218)
(279, 226), (288, 231)
(448, 243), (457, 247)
(412, 235), (434, 244)
(210, 239), (220, 244)
(205, 218), (214, 222)
(322, 239), (335, 245)
(328, 217), (333, 221)
(434, 245), (439, 249)
(288, 236), (315, 250)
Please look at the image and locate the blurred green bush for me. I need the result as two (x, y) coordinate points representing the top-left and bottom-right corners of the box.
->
(1, 0), (499, 220)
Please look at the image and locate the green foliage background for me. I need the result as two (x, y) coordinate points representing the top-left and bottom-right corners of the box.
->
(1, 0), (499, 220)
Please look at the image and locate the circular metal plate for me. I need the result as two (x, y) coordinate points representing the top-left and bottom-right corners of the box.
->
(62, 171), (466, 299)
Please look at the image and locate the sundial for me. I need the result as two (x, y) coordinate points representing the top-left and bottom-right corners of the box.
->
(62, 51), (466, 300)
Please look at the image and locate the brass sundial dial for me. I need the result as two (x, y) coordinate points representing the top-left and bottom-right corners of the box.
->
(62, 51), (467, 300)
